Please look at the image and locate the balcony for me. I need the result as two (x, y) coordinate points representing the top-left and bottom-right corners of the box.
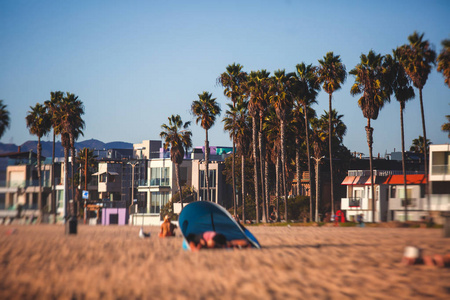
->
(432, 164), (449, 175)
(341, 197), (369, 210)
(349, 198), (361, 207)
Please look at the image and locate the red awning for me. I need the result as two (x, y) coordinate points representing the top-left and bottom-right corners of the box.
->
(341, 176), (356, 185)
(383, 174), (427, 185)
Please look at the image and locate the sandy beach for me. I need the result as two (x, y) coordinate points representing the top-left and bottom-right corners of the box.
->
(0, 224), (449, 300)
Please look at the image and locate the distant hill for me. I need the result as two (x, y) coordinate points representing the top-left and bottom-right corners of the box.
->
(0, 139), (133, 158)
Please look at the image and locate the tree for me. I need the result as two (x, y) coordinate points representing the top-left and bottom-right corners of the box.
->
(442, 115), (450, 138)
(53, 92), (85, 220)
(410, 136), (431, 154)
(191, 91), (221, 202)
(384, 52), (415, 221)
(350, 50), (390, 222)
(291, 63), (320, 221)
(247, 70), (271, 223)
(160, 115), (192, 210)
(317, 52), (346, 217)
(437, 39), (450, 88)
(270, 69), (295, 222)
(397, 32), (436, 214)
(75, 147), (98, 190)
(25, 103), (51, 223)
(45, 91), (64, 221)
(0, 100), (10, 139)
(223, 99), (251, 221)
(318, 109), (347, 149)
(218, 63), (248, 213)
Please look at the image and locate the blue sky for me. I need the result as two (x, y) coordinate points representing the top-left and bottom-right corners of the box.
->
(1, 0), (449, 156)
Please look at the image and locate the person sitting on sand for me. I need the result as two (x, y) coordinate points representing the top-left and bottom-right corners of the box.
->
(186, 231), (250, 251)
(159, 215), (177, 237)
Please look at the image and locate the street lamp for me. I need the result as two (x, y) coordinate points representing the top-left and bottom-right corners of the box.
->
(128, 160), (140, 224)
(311, 156), (325, 222)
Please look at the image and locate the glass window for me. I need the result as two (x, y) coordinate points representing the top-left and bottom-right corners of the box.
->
(99, 173), (106, 183)
(161, 167), (169, 186)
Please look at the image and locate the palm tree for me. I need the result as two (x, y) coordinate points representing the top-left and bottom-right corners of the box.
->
(247, 70), (271, 223)
(45, 91), (63, 221)
(397, 32), (436, 214)
(75, 147), (98, 190)
(53, 93), (85, 220)
(218, 63), (248, 212)
(264, 106), (282, 221)
(0, 100), (10, 139)
(318, 109), (347, 146)
(270, 69), (294, 222)
(437, 39), (450, 88)
(317, 52), (346, 217)
(223, 99), (250, 220)
(442, 115), (450, 138)
(409, 136), (431, 154)
(191, 91), (221, 203)
(160, 115), (192, 210)
(384, 52), (415, 221)
(292, 63), (320, 221)
(26, 103), (52, 223)
(350, 50), (390, 222)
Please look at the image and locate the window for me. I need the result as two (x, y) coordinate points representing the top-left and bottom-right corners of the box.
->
(390, 186), (396, 198)
(150, 167), (170, 186)
(150, 192), (169, 214)
(99, 173), (106, 183)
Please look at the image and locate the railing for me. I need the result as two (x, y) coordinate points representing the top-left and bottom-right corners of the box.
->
(348, 170), (423, 176)
(432, 165), (449, 175)
(348, 198), (361, 207)
(401, 199), (415, 207)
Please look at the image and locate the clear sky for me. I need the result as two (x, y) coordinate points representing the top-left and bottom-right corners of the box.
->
(1, 0), (449, 156)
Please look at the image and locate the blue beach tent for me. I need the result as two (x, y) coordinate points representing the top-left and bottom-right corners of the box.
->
(179, 201), (261, 249)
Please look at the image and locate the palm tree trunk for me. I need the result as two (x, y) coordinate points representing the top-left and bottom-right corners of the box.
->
(52, 130), (56, 223)
(37, 137), (42, 224)
(315, 158), (320, 222)
(258, 114), (266, 222)
(205, 130), (210, 202)
(295, 136), (301, 197)
(232, 137), (236, 216)
(276, 154), (280, 222)
(304, 103), (313, 221)
(281, 118), (288, 222)
(64, 146), (69, 221)
(70, 144), (76, 217)
(265, 148), (269, 222)
(241, 153), (245, 223)
(328, 93), (335, 216)
(366, 119), (375, 222)
(175, 163), (183, 210)
(419, 88), (430, 215)
(400, 104), (408, 221)
(252, 116), (260, 223)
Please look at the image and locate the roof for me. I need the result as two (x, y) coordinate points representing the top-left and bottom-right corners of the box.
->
(342, 174), (427, 185)
(342, 175), (386, 185)
(383, 174), (427, 185)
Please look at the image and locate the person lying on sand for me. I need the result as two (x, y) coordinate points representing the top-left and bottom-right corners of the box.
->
(186, 231), (250, 251)
(159, 215), (177, 238)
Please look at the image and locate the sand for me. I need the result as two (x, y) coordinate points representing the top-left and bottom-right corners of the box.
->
(0, 224), (449, 300)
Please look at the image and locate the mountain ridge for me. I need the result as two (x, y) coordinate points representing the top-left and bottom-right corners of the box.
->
(0, 139), (134, 158)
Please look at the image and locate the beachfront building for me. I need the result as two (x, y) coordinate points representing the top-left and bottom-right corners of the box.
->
(429, 144), (450, 220)
(341, 170), (429, 223)
(0, 150), (64, 223)
(133, 157), (192, 226)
